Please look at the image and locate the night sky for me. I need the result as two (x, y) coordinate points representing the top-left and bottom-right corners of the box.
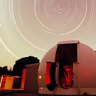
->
(0, 0), (96, 67)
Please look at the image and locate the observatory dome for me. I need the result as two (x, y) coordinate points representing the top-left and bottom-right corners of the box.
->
(38, 40), (96, 95)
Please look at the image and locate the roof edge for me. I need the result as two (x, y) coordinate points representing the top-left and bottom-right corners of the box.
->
(57, 40), (80, 44)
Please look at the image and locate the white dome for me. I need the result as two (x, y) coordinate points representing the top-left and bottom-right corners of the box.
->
(38, 40), (96, 95)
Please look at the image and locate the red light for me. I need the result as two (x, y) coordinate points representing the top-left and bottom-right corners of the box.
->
(45, 63), (51, 84)
(60, 65), (74, 88)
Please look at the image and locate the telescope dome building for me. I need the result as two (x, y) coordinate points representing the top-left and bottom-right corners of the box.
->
(38, 40), (96, 95)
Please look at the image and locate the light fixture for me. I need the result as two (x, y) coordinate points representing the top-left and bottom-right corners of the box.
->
(40, 87), (43, 90)
(39, 75), (42, 79)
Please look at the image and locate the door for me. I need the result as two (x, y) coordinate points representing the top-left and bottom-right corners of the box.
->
(55, 44), (77, 88)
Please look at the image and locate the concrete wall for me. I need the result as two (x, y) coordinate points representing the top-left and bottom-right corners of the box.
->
(24, 64), (39, 92)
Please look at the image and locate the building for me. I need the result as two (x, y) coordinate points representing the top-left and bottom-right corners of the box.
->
(38, 40), (96, 95)
(1, 40), (96, 95)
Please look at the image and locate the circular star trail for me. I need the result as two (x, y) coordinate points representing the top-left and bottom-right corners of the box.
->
(0, 0), (96, 67)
